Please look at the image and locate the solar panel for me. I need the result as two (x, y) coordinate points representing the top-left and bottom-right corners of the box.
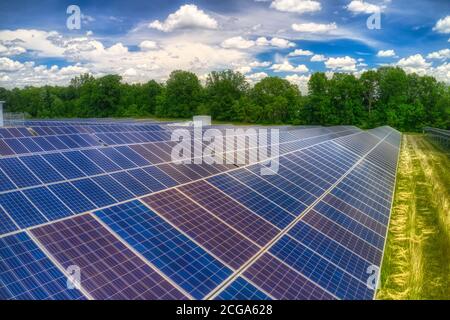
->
(0, 121), (401, 300)
(0, 157), (42, 188)
(30, 215), (188, 300)
(95, 201), (232, 299)
(0, 232), (86, 300)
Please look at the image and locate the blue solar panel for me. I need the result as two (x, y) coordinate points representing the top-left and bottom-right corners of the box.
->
(110, 171), (150, 196)
(0, 206), (17, 235)
(269, 235), (373, 300)
(0, 232), (86, 300)
(42, 153), (86, 180)
(18, 138), (43, 153)
(128, 168), (166, 192)
(0, 158), (42, 188)
(143, 166), (177, 188)
(115, 146), (151, 166)
(215, 277), (271, 300)
(20, 155), (65, 184)
(45, 135), (69, 149)
(0, 170), (15, 192)
(48, 182), (96, 213)
(91, 175), (134, 202)
(81, 149), (121, 172)
(208, 174), (295, 229)
(4, 139), (29, 154)
(95, 201), (232, 299)
(23, 187), (73, 221)
(63, 151), (104, 175)
(0, 192), (47, 228)
(71, 179), (116, 208)
(100, 148), (137, 169)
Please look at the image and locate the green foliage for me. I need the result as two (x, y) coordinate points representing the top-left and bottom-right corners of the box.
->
(1, 67), (448, 131)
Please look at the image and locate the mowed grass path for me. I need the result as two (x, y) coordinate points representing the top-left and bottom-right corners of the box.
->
(377, 134), (450, 299)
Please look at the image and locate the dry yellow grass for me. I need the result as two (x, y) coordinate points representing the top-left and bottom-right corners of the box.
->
(377, 134), (450, 300)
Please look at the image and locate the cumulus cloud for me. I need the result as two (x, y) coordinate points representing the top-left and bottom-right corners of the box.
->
(255, 37), (296, 48)
(288, 49), (313, 56)
(346, 1), (382, 14)
(396, 54), (431, 75)
(139, 40), (159, 51)
(148, 4), (218, 32)
(292, 22), (337, 33)
(377, 49), (396, 57)
(270, 0), (321, 14)
(427, 48), (450, 60)
(310, 54), (326, 61)
(246, 72), (268, 84)
(325, 56), (357, 72)
(285, 74), (310, 94)
(0, 57), (24, 72)
(433, 16), (450, 34)
(249, 60), (272, 67)
(221, 36), (295, 49)
(271, 60), (308, 73)
(221, 36), (255, 49)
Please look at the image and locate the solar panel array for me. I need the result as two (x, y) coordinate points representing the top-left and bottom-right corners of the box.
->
(0, 119), (401, 300)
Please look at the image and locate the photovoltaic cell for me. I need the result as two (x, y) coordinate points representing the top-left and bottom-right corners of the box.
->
(91, 175), (134, 202)
(179, 181), (280, 246)
(208, 174), (295, 229)
(20, 155), (64, 184)
(95, 201), (232, 299)
(215, 277), (271, 300)
(31, 215), (187, 300)
(70, 179), (116, 208)
(143, 189), (260, 270)
(42, 153), (85, 179)
(48, 182), (96, 214)
(0, 192), (47, 228)
(23, 187), (73, 221)
(243, 253), (335, 300)
(0, 232), (86, 300)
(0, 158), (41, 188)
(0, 206), (17, 235)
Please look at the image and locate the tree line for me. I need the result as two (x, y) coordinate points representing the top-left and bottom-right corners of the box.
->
(0, 67), (448, 131)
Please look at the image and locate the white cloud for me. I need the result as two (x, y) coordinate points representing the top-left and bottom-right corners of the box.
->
(270, 0), (321, 14)
(288, 49), (313, 56)
(377, 49), (396, 57)
(292, 22), (337, 33)
(139, 40), (159, 51)
(234, 66), (252, 74)
(427, 48), (450, 60)
(249, 60), (272, 67)
(346, 1), (382, 14)
(0, 43), (26, 56)
(0, 57), (24, 72)
(396, 54), (431, 75)
(246, 72), (268, 84)
(310, 54), (326, 61)
(256, 37), (295, 48)
(149, 4), (218, 32)
(221, 36), (295, 49)
(221, 36), (255, 49)
(325, 56), (357, 72)
(433, 16), (450, 34)
(271, 60), (308, 73)
(285, 74), (310, 94)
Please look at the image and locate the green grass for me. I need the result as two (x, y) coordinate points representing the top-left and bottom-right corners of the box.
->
(377, 134), (450, 300)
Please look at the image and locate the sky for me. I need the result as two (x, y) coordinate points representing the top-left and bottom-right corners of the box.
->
(0, 0), (449, 93)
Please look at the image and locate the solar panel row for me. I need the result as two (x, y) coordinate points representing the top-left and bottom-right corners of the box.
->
(0, 121), (400, 300)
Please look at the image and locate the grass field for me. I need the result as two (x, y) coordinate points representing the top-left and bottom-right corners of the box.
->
(377, 134), (450, 300)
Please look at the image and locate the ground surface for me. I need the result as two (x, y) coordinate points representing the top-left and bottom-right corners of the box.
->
(377, 134), (450, 300)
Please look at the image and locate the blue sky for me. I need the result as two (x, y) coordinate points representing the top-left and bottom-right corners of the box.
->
(0, 0), (449, 91)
